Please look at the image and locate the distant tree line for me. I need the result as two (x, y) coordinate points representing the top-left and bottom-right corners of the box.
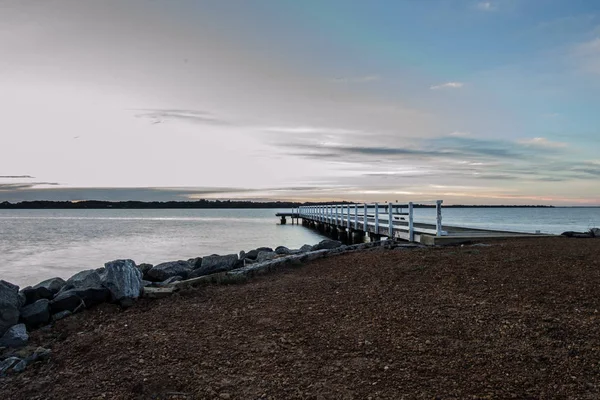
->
(0, 200), (554, 209)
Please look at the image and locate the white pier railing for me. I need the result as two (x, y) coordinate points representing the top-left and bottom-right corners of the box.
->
(297, 201), (446, 242)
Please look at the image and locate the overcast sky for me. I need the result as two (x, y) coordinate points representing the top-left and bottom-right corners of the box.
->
(1, 0), (599, 205)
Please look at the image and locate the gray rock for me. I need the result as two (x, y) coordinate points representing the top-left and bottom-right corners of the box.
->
(12, 359), (27, 373)
(155, 276), (184, 287)
(147, 261), (193, 281)
(239, 250), (246, 260)
(51, 310), (72, 322)
(0, 280), (20, 337)
(17, 291), (26, 309)
(33, 277), (66, 296)
(244, 249), (259, 260)
(188, 254), (241, 278)
(20, 286), (51, 306)
(102, 259), (142, 305)
(26, 346), (51, 363)
(0, 357), (22, 375)
(137, 263), (153, 274)
(141, 280), (153, 287)
(257, 251), (277, 262)
(20, 299), (51, 328)
(64, 269), (102, 290)
(187, 257), (203, 269)
(299, 244), (313, 253)
(0, 323), (28, 348)
(255, 247), (273, 253)
(562, 231), (593, 238)
(50, 290), (83, 313)
(143, 286), (176, 299)
(275, 246), (292, 255)
(311, 239), (342, 251)
(51, 286), (110, 312)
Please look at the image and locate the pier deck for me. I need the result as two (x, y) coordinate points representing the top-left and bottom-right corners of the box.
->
(283, 201), (553, 245)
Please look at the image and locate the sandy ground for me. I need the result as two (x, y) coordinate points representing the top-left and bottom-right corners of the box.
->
(1, 237), (600, 399)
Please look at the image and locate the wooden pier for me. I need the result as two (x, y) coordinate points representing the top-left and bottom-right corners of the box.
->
(281, 201), (552, 245)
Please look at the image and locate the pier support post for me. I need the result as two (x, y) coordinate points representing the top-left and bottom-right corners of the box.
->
(280, 216), (287, 225)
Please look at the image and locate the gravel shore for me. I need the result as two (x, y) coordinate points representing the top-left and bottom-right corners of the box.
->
(2, 237), (600, 399)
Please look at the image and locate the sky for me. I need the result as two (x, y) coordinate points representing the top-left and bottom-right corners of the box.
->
(1, 0), (599, 205)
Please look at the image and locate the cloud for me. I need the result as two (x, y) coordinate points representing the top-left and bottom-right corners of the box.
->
(0, 182), (60, 191)
(331, 75), (380, 83)
(133, 109), (231, 126)
(430, 82), (464, 90)
(572, 37), (600, 74)
(517, 137), (568, 148)
(476, 2), (497, 11)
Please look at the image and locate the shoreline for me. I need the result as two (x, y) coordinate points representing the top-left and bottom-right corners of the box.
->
(1, 236), (599, 398)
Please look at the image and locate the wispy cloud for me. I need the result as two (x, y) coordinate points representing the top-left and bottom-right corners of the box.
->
(430, 82), (464, 90)
(476, 1), (497, 12)
(133, 109), (231, 126)
(518, 137), (568, 149)
(572, 37), (600, 74)
(331, 75), (380, 83)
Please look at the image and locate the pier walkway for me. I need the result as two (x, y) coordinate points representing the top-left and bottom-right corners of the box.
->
(281, 201), (552, 245)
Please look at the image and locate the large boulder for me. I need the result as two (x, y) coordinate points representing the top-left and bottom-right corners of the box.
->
(101, 259), (143, 306)
(257, 251), (277, 262)
(20, 299), (50, 328)
(147, 261), (193, 282)
(0, 280), (20, 337)
(64, 269), (102, 290)
(243, 249), (258, 260)
(275, 246), (292, 255)
(33, 277), (66, 296)
(0, 323), (28, 348)
(50, 286), (109, 313)
(311, 239), (342, 251)
(255, 247), (274, 253)
(188, 254), (241, 279)
(187, 257), (203, 269)
(299, 244), (313, 253)
(50, 290), (83, 314)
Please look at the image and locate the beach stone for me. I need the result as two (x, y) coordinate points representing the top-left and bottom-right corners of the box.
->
(0, 323), (28, 348)
(239, 250), (247, 260)
(187, 257), (203, 269)
(243, 250), (259, 260)
(275, 246), (292, 255)
(299, 244), (313, 253)
(561, 231), (593, 238)
(0, 357), (22, 375)
(12, 359), (27, 373)
(257, 251), (277, 262)
(147, 261), (193, 281)
(64, 269), (102, 290)
(311, 239), (342, 251)
(0, 280), (21, 337)
(50, 290), (83, 313)
(51, 310), (72, 322)
(137, 263), (153, 278)
(102, 259), (143, 305)
(33, 277), (66, 297)
(255, 247), (273, 253)
(27, 346), (51, 363)
(20, 299), (50, 328)
(143, 286), (176, 299)
(188, 254), (241, 278)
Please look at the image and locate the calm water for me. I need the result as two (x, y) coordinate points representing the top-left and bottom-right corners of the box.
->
(1, 207), (598, 287)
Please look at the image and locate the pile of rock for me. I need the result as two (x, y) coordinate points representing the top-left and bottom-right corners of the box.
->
(561, 228), (600, 238)
(0, 238), (368, 375)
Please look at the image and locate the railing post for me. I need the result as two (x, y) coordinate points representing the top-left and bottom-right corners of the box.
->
(346, 204), (350, 229)
(436, 200), (443, 236)
(374, 202), (379, 234)
(363, 203), (367, 231)
(354, 204), (358, 229)
(408, 202), (414, 242)
(388, 202), (393, 239)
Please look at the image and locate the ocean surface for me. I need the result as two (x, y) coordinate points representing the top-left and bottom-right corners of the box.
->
(1, 207), (599, 287)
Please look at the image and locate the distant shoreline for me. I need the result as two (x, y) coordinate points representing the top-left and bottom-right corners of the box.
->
(0, 200), (562, 209)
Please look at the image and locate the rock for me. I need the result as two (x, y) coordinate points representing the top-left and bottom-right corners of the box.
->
(50, 291), (82, 313)
(561, 231), (593, 238)
(143, 286), (176, 299)
(102, 259), (143, 305)
(20, 299), (50, 328)
(17, 291), (26, 309)
(137, 263), (153, 274)
(244, 250), (259, 260)
(12, 359), (27, 373)
(155, 276), (184, 287)
(187, 257), (203, 269)
(188, 254), (241, 278)
(255, 247), (273, 253)
(51, 310), (72, 322)
(275, 246), (292, 255)
(20, 286), (51, 306)
(239, 250), (246, 260)
(147, 261), (193, 281)
(27, 346), (51, 363)
(299, 244), (313, 253)
(0, 280), (20, 337)
(311, 239), (342, 251)
(33, 277), (66, 296)
(0, 357), (22, 375)
(591, 228), (600, 237)
(257, 251), (277, 262)
(141, 280), (153, 287)
(64, 269), (102, 290)
(0, 323), (28, 348)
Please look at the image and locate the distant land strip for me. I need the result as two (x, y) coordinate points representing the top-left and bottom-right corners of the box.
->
(0, 200), (555, 209)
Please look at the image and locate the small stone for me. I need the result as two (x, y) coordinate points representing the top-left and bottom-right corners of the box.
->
(12, 359), (27, 373)
(52, 310), (73, 322)
(219, 393), (231, 399)
(0, 323), (29, 348)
